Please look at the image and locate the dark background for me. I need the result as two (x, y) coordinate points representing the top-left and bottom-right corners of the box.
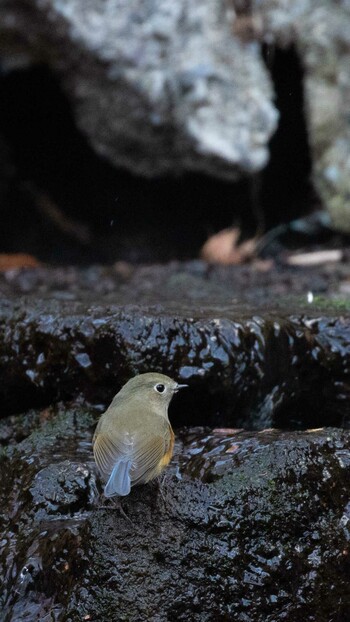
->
(0, 46), (317, 265)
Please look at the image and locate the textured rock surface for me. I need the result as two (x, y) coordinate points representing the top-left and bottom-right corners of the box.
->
(0, 0), (277, 179)
(256, 0), (350, 231)
(1, 263), (350, 428)
(1, 406), (350, 621)
(2, 0), (350, 229)
(1, 262), (350, 620)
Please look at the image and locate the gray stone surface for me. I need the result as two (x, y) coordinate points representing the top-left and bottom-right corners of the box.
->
(0, 0), (277, 179)
(2, 0), (350, 229)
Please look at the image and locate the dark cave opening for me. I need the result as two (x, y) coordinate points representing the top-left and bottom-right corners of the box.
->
(260, 43), (318, 228)
(0, 49), (316, 264)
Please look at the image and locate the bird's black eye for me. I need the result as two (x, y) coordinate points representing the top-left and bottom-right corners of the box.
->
(155, 383), (165, 393)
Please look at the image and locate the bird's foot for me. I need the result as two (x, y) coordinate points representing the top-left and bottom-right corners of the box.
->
(96, 494), (133, 524)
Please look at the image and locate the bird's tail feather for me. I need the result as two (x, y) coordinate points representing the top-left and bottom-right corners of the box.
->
(104, 459), (132, 497)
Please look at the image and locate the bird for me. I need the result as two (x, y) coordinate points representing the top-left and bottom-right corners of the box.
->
(93, 372), (188, 497)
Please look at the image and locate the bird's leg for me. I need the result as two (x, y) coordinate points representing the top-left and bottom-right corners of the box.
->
(153, 471), (168, 504)
(95, 491), (108, 510)
(111, 497), (134, 525)
(96, 492), (133, 524)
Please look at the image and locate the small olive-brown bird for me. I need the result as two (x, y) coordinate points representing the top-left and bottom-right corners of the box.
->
(93, 373), (187, 497)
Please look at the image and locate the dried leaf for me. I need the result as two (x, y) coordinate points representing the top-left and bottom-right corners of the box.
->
(0, 253), (41, 271)
(201, 227), (257, 265)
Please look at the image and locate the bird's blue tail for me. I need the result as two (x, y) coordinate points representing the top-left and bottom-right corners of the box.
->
(104, 459), (132, 497)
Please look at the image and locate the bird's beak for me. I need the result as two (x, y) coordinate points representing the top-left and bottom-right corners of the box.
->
(174, 383), (188, 392)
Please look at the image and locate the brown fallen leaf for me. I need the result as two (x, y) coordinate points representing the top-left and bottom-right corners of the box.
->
(0, 253), (41, 271)
(201, 227), (257, 265)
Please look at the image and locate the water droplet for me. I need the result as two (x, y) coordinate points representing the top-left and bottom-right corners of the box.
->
(75, 353), (92, 368)
(25, 369), (37, 383)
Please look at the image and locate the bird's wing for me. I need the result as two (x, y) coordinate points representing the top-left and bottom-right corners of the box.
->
(131, 435), (167, 485)
(131, 420), (174, 485)
(94, 417), (174, 487)
(93, 432), (133, 480)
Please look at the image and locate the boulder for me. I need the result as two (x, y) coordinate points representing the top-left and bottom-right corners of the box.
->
(0, 0), (277, 178)
(1, 406), (349, 621)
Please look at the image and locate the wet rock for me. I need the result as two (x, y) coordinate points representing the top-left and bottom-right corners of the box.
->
(1, 405), (350, 621)
(0, 405), (96, 622)
(0, 262), (350, 429)
(0, 0), (277, 179)
(1, 263), (350, 428)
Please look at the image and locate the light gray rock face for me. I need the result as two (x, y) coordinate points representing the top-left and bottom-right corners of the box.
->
(0, 0), (278, 179)
(256, 0), (350, 231)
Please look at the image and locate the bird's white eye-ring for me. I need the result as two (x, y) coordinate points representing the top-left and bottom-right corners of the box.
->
(155, 383), (165, 393)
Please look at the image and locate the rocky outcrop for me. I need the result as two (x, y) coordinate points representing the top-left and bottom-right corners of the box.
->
(2, 1), (350, 229)
(1, 263), (350, 428)
(1, 406), (349, 621)
(1, 261), (350, 620)
(0, 0), (277, 179)
(257, 0), (350, 231)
